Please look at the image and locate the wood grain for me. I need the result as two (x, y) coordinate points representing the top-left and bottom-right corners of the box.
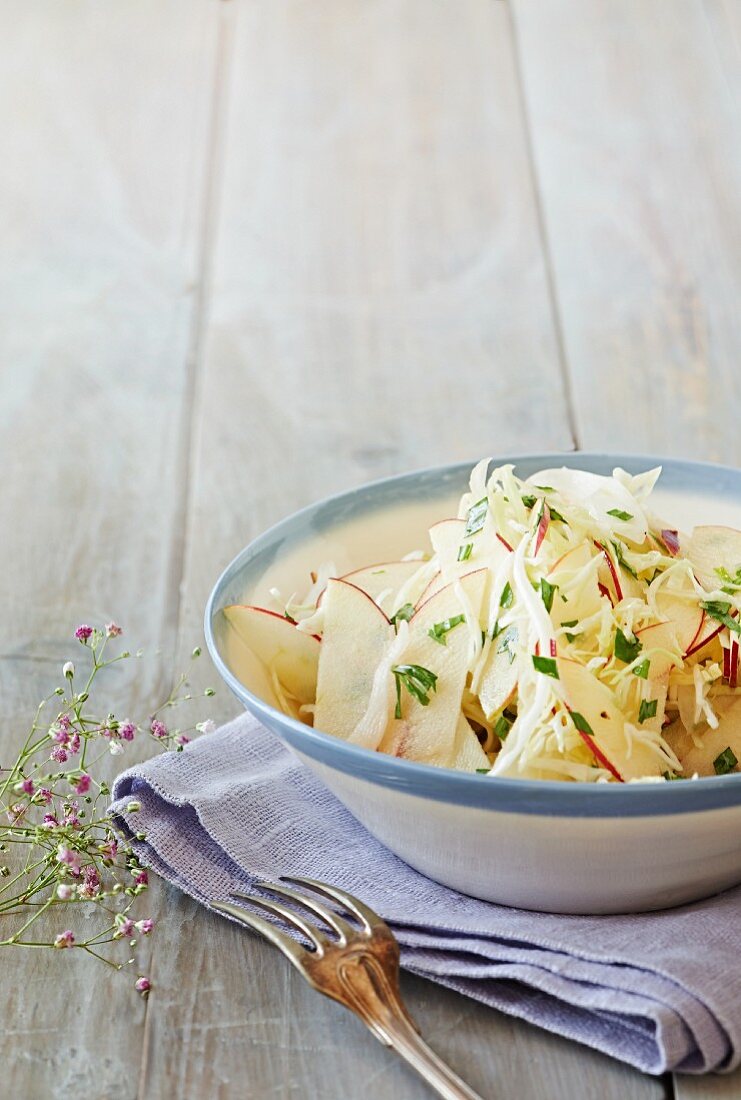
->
(511, 0), (741, 460)
(0, 2), (217, 1096)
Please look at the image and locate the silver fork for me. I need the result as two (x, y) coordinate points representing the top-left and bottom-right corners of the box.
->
(212, 876), (485, 1100)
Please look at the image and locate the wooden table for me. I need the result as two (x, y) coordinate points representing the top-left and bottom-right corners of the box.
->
(2, 2), (739, 1096)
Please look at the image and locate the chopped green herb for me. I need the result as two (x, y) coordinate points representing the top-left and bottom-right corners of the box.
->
(535, 485), (555, 492)
(370, 569), (386, 575)
(638, 698), (658, 724)
(428, 614), (466, 646)
(284, 612), (297, 624)
(500, 582), (513, 609)
(521, 493), (537, 510)
(611, 539), (638, 579)
(715, 565), (741, 590)
(391, 664), (438, 719)
(540, 578), (557, 613)
(390, 603), (415, 629)
(494, 714), (512, 741)
(614, 628), (642, 664)
(662, 770), (684, 781)
(570, 711), (594, 736)
(532, 655), (559, 679)
(561, 619), (578, 628)
(497, 626), (517, 664)
(700, 600), (741, 636)
(633, 657), (651, 679)
(547, 505), (566, 524)
(491, 620), (503, 640)
(561, 618), (580, 643)
(607, 508), (634, 522)
(458, 542), (473, 562)
(476, 767), (489, 774)
(464, 497), (488, 536)
(713, 746), (738, 775)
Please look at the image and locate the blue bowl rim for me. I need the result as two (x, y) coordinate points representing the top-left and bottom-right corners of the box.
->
(204, 451), (741, 819)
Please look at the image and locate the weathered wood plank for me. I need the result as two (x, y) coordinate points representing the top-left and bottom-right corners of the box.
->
(146, 2), (662, 1097)
(511, 0), (741, 460)
(0, 2), (217, 1096)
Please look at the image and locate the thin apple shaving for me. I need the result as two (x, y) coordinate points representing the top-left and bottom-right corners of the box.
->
(224, 461), (741, 781)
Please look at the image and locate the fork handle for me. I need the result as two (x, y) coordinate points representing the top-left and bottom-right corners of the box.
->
(383, 1013), (486, 1100)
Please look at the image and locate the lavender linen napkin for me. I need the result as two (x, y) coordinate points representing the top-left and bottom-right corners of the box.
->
(110, 715), (741, 1076)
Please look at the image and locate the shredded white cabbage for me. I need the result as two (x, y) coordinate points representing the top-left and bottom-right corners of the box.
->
(258, 462), (741, 782)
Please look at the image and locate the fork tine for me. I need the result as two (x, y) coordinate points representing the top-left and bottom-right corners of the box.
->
(280, 876), (389, 935)
(240, 893), (328, 953)
(211, 900), (306, 967)
(255, 881), (355, 944)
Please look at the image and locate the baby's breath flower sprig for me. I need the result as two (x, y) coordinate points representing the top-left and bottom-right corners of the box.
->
(0, 625), (215, 995)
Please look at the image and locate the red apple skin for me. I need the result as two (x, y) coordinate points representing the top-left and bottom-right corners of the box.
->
(594, 541), (624, 602)
(684, 616), (723, 658)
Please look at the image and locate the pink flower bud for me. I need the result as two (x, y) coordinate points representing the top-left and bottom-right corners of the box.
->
(105, 622), (123, 637)
(74, 774), (92, 795)
(135, 976), (151, 995)
(75, 625), (93, 643)
(54, 929), (75, 949)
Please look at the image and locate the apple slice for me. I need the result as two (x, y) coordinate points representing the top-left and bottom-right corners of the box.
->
(223, 605), (320, 704)
(478, 626), (519, 720)
(547, 543), (603, 628)
(429, 518), (467, 564)
(635, 593), (704, 677)
(685, 525), (741, 591)
(684, 613), (721, 659)
(664, 697), (741, 777)
(378, 570), (487, 766)
(557, 658), (664, 780)
(313, 580), (393, 741)
(450, 714), (490, 773)
(340, 560), (423, 603)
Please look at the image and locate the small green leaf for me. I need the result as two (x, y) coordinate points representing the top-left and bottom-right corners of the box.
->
(615, 628), (642, 664)
(494, 715), (511, 741)
(700, 600), (741, 636)
(464, 498), (489, 536)
(390, 603), (415, 629)
(570, 711), (594, 736)
(428, 614), (466, 645)
(638, 699), (658, 724)
(540, 578), (557, 613)
(500, 582), (513, 609)
(457, 542), (473, 562)
(532, 655), (559, 679)
(607, 508), (633, 522)
(633, 658), (651, 679)
(713, 746), (738, 775)
(391, 664), (439, 718)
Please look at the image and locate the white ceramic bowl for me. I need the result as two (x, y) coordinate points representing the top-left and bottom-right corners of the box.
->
(205, 454), (741, 914)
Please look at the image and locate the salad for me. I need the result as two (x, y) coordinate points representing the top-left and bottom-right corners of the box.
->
(224, 461), (741, 783)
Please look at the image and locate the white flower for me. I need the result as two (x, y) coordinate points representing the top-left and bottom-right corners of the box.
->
(63, 661), (75, 678)
(196, 719), (216, 735)
(109, 741), (124, 756)
(56, 883), (73, 900)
